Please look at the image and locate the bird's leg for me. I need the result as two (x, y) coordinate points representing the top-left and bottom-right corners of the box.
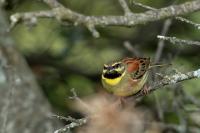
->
(141, 84), (150, 95)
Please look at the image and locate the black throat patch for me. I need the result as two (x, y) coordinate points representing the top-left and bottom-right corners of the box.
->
(103, 71), (122, 79)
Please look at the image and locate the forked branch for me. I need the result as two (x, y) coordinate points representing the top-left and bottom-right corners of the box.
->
(10, 0), (200, 32)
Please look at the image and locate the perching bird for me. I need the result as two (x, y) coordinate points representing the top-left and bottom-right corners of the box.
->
(101, 57), (151, 97)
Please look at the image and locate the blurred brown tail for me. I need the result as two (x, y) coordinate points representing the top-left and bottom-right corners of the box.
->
(149, 63), (172, 69)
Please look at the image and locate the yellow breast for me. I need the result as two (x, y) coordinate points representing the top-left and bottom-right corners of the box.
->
(101, 71), (126, 86)
(102, 75), (122, 86)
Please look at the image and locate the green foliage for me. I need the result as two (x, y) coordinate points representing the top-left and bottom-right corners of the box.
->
(66, 75), (94, 96)
(48, 83), (69, 112)
(64, 42), (124, 74)
(183, 79), (200, 96)
(12, 19), (67, 56)
(164, 112), (179, 124)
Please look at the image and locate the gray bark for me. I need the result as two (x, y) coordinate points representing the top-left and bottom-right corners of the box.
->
(0, 7), (62, 133)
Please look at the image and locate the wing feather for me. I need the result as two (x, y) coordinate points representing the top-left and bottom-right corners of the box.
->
(122, 57), (150, 79)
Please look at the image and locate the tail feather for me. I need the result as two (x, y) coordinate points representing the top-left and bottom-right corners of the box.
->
(149, 63), (172, 69)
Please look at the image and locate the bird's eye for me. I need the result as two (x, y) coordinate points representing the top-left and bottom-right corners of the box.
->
(115, 63), (120, 68)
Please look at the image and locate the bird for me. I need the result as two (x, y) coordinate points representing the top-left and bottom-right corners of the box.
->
(101, 57), (151, 97)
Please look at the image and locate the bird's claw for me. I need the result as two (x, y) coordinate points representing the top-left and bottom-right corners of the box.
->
(141, 85), (150, 95)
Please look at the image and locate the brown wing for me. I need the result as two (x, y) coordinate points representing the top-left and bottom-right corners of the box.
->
(122, 57), (150, 79)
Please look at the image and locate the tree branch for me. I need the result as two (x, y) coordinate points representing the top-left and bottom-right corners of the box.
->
(10, 0), (200, 28)
(52, 114), (87, 133)
(118, 0), (132, 16)
(132, 1), (200, 29)
(154, 19), (172, 63)
(176, 16), (200, 29)
(157, 35), (200, 46)
(53, 116), (86, 133)
(10, 10), (55, 29)
(0, 7), (62, 132)
(134, 68), (200, 98)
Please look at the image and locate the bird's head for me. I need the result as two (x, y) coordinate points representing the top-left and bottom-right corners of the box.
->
(102, 62), (126, 80)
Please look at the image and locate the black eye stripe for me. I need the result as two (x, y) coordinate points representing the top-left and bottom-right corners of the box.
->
(116, 64), (120, 68)
(113, 63), (121, 68)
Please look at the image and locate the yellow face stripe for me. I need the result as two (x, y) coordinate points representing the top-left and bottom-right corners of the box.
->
(102, 71), (126, 86)
(103, 64), (108, 67)
(103, 69), (106, 73)
(111, 62), (122, 66)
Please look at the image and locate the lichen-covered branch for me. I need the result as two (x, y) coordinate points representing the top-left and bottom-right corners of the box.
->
(10, 10), (55, 29)
(176, 16), (200, 29)
(53, 114), (87, 133)
(10, 0), (200, 29)
(134, 68), (200, 98)
(132, 1), (200, 29)
(157, 35), (200, 46)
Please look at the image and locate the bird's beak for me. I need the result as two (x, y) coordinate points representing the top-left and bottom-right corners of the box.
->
(107, 69), (116, 74)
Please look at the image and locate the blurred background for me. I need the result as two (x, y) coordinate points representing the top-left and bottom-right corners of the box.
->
(1, 0), (200, 132)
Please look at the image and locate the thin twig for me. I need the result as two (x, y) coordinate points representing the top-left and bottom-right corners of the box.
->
(132, 1), (200, 30)
(157, 35), (200, 46)
(52, 114), (87, 133)
(54, 117), (87, 133)
(69, 88), (92, 113)
(86, 24), (100, 38)
(154, 19), (172, 63)
(10, 11), (55, 30)
(132, 1), (156, 11)
(176, 17), (200, 29)
(52, 115), (79, 123)
(118, 0), (132, 15)
(123, 41), (141, 56)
